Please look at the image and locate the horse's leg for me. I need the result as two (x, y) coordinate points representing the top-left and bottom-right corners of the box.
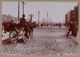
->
(31, 30), (33, 39)
(24, 32), (29, 38)
(32, 30), (33, 38)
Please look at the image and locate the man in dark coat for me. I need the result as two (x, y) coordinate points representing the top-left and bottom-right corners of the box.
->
(20, 14), (26, 27)
(66, 21), (75, 37)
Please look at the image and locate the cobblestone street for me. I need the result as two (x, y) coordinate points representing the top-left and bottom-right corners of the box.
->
(2, 27), (78, 55)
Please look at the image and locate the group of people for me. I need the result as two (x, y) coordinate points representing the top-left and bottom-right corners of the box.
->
(2, 14), (78, 40)
(66, 21), (78, 37)
(2, 14), (37, 40)
(2, 14), (38, 43)
(2, 14), (27, 32)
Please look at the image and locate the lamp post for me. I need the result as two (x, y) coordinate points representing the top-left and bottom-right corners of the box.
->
(47, 12), (48, 25)
(22, 1), (26, 15)
(22, 1), (24, 15)
(38, 10), (40, 26)
(18, 1), (20, 20)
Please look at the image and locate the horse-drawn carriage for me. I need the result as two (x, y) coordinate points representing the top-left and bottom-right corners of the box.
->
(2, 20), (37, 44)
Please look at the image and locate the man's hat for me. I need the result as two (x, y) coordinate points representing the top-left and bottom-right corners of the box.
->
(22, 14), (25, 17)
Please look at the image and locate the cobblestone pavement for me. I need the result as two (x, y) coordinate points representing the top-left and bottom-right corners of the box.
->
(2, 27), (79, 55)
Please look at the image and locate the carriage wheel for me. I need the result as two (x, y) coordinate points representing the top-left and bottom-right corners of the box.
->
(10, 38), (17, 44)
(23, 36), (29, 43)
(9, 31), (17, 44)
(29, 31), (33, 39)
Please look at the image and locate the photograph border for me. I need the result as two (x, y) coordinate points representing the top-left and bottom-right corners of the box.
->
(0, 0), (80, 57)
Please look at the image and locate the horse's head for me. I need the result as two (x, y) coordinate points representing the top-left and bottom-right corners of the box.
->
(32, 22), (37, 28)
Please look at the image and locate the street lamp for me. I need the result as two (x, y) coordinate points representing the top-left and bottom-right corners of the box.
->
(46, 12), (48, 24)
(22, 1), (26, 15)
(18, 1), (20, 21)
(38, 10), (40, 26)
(29, 14), (34, 22)
(22, 1), (24, 15)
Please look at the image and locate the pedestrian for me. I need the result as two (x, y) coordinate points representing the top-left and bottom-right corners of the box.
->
(71, 21), (78, 37)
(66, 21), (75, 37)
(59, 23), (61, 28)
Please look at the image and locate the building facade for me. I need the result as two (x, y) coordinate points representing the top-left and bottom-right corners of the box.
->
(65, 5), (79, 36)
(65, 5), (78, 26)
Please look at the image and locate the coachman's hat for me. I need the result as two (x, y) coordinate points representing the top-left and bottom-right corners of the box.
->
(22, 14), (25, 17)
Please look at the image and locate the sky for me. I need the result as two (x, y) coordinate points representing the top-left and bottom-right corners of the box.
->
(2, 2), (78, 23)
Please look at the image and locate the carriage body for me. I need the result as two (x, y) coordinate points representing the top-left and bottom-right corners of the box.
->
(2, 21), (37, 44)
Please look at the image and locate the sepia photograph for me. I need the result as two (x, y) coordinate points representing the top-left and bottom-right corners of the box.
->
(2, 1), (79, 55)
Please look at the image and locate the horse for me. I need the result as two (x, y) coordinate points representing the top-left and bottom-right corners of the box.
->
(17, 21), (37, 39)
(25, 22), (37, 39)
